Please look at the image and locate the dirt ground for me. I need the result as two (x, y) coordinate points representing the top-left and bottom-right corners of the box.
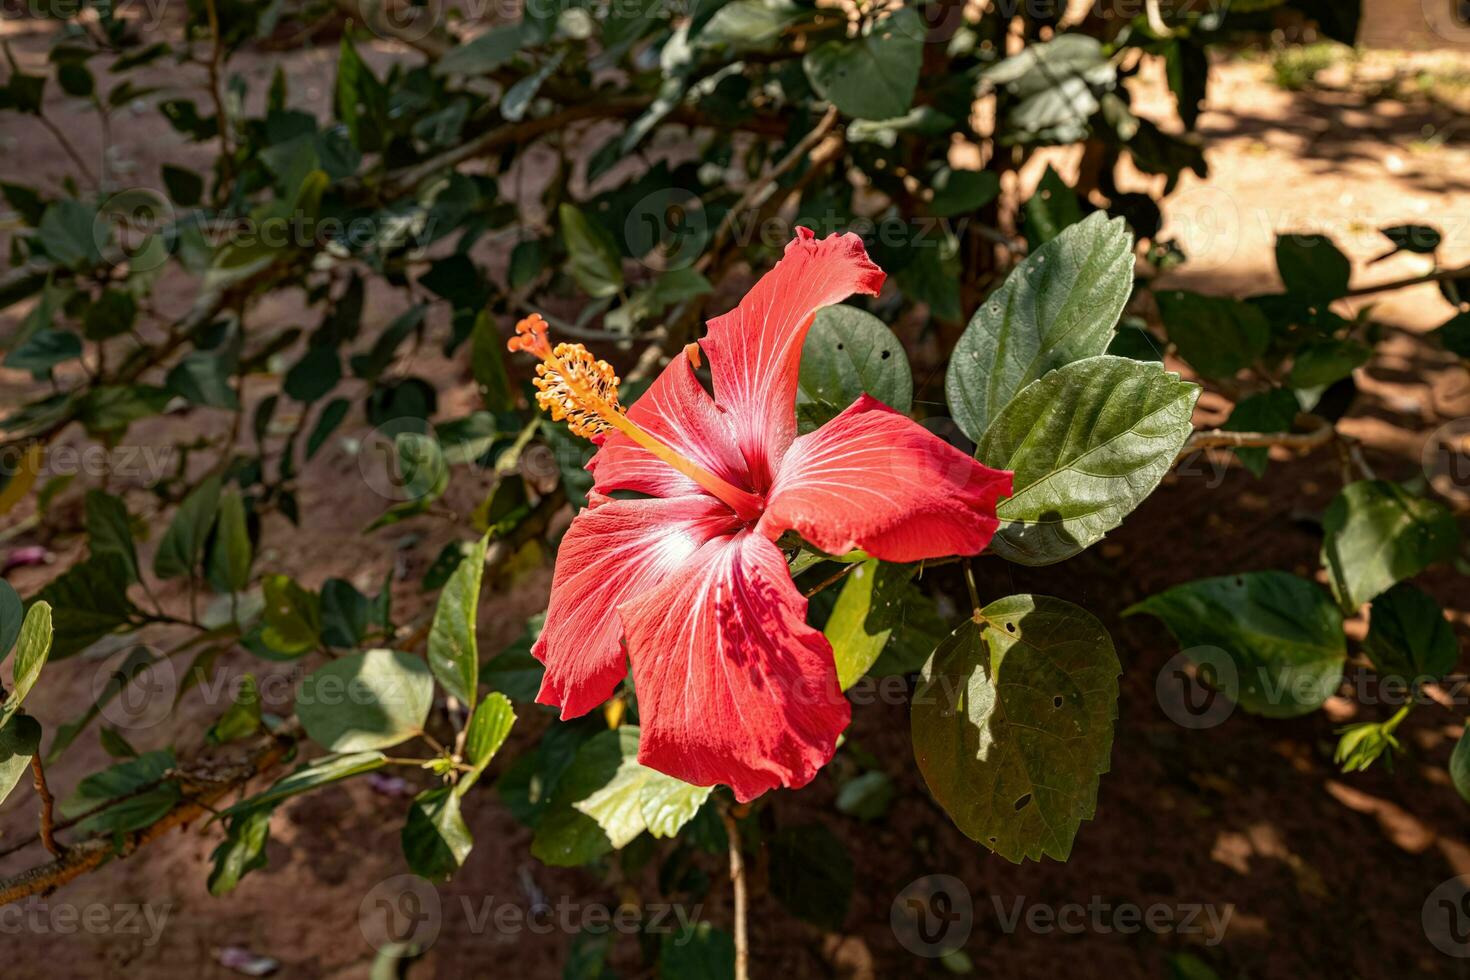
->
(4, 13), (1470, 980)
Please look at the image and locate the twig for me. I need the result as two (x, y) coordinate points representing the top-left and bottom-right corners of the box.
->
(30, 756), (62, 858)
(1345, 262), (1470, 298)
(803, 561), (859, 598)
(0, 735), (290, 906)
(1144, 0), (1173, 36)
(202, 0), (234, 187)
(35, 113), (97, 188)
(720, 806), (749, 980)
(1178, 415), (1336, 456)
(962, 558), (981, 615)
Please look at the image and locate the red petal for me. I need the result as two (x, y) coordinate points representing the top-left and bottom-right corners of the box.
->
(534, 495), (740, 719)
(702, 229), (884, 491)
(620, 529), (850, 802)
(588, 352), (750, 499)
(759, 395), (1014, 562)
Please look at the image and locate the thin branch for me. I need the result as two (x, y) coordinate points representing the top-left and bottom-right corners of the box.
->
(202, 0), (235, 187)
(803, 560), (859, 598)
(30, 756), (62, 858)
(1178, 415), (1336, 456)
(36, 112), (98, 188)
(1345, 262), (1470, 298)
(720, 806), (750, 980)
(0, 735), (290, 905)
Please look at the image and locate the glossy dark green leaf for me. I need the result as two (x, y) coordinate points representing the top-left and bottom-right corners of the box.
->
(403, 786), (474, 881)
(796, 305), (912, 433)
(483, 614), (546, 702)
(85, 487), (141, 581)
(1321, 481), (1461, 611)
(306, 397), (350, 459)
(928, 167), (1001, 218)
(823, 559), (933, 688)
(976, 356), (1199, 565)
(37, 200), (103, 269)
(1220, 388), (1299, 477)
(61, 749), (180, 835)
(803, 7), (923, 120)
(1288, 339), (1370, 389)
(458, 692), (515, 796)
(1022, 164), (1082, 247)
(153, 473), (222, 580)
(913, 595), (1119, 862)
(208, 489), (252, 595)
(36, 554), (139, 659)
(1275, 232), (1351, 303)
(1155, 290), (1270, 379)
(947, 212), (1133, 442)
(1363, 583), (1457, 685)
(1125, 571), (1346, 717)
(0, 580), (20, 662)
(559, 203), (624, 299)
(429, 532), (488, 708)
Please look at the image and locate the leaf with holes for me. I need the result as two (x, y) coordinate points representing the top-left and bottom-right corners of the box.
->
(1124, 571), (1346, 718)
(911, 595), (1120, 862)
(946, 212), (1133, 442)
(796, 305), (912, 433)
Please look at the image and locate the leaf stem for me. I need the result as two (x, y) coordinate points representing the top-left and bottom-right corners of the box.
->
(30, 754), (64, 858)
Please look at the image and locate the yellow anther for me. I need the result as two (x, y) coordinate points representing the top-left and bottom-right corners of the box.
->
(506, 311), (766, 521)
(532, 342), (624, 439)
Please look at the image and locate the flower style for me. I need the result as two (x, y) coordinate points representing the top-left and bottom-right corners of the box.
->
(510, 228), (1013, 801)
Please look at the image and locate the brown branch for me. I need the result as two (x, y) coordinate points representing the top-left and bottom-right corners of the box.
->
(0, 735), (291, 907)
(1345, 262), (1470, 298)
(30, 755), (62, 858)
(1179, 414), (1336, 457)
(720, 806), (750, 980)
(202, 0), (234, 187)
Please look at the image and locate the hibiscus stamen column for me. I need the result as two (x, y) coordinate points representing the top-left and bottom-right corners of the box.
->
(507, 314), (764, 521)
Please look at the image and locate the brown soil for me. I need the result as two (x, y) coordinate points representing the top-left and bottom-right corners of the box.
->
(3, 16), (1470, 980)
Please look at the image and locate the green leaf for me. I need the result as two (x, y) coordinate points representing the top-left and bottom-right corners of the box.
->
(985, 34), (1114, 144)
(36, 554), (140, 659)
(697, 0), (806, 51)
(1276, 232), (1351, 302)
(0, 601), (52, 729)
(804, 7), (923, 120)
(1022, 164), (1083, 247)
(639, 772), (713, 839)
(913, 596), (1119, 862)
(660, 923), (735, 980)
(835, 770), (893, 820)
(209, 674), (262, 745)
(1433, 311), (1470, 359)
(1452, 726), (1470, 805)
(0, 713), (42, 807)
(162, 164), (205, 207)
(796, 305), (912, 433)
(208, 489), (253, 595)
(428, 533), (488, 708)
(152, 472), (222, 580)
(82, 289), (138, 340)
(1154, 290), (1271, 379)
(928, 167), (1001, 218)
(320, 577), (389, 649)
(470, 312), (515, 413)
(976, 356), (1199, 565)
(1321, 481), (1461, 611)
(1288, 339), (1370, 389)
(61, 749), (180, 835)
(559, 203), (624, 299)
(37, 200), (103, 269)
(260, 574), (321, 656)
(823, 559), (929, 689)
(767, 824), (854, 928)
(457, 692), (515, 796)
(1124, 571), (1346, 717)
(283, 345), (342, 404)
(946, 212), (1134, 442)
(77, 384), (171, 434)
(296, 649), (434, 752)
(219, 750), (387, 818)
(1220, 388), (1298, 477)
(433, 22), (529, 76)
(403, 786), (474, 881)
(1380, 224), (1442, 256)
(483, 614), (546, 702)
(208, 806), (273, 896)
(1363, 583), (1458, 684)
(85, 490), (140, 584)
(306, 398), (351, 459)
(532, 727), (664, 866)
(0, 579), (23, 662)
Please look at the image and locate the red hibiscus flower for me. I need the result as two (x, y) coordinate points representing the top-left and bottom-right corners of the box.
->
(509, 228), (1012, 801)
